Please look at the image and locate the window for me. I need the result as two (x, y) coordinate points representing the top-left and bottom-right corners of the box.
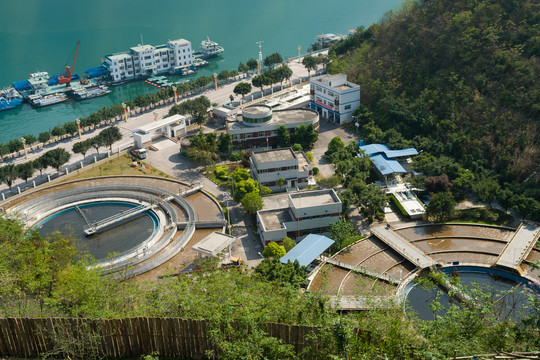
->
(328, 91), (334, 97)
(344, 104), (352, 110)
(316, 96), (322, 102)
(144, 55), (152, 60)
(258, 132), (265, 137)
(316, 86), (322, 92)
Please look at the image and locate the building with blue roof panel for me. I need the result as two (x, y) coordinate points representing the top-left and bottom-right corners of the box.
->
(370, 154), (407, 176)
(359, 143), (418, 160)
(280, 234), (334, 267)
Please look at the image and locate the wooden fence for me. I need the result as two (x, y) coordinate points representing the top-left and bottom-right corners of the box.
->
(0, 317), (322, 359)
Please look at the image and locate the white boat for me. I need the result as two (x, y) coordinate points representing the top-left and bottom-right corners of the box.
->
(27, 93), (68, 107)
(193, 37), (224, 59)
(73, 85), (111, 100)
(312, 33), (344, 48)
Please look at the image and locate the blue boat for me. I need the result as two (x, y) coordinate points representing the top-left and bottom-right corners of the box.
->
(0, 88), (23, 111)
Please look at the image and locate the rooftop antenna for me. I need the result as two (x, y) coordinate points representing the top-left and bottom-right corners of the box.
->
(140, 34), (144, 46)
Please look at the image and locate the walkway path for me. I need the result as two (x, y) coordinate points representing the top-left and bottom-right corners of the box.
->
(329, 296), (399, 310)
(322, 256), (400, 285)
(371, 225), (437, 269)
(495, 222), (540, 273)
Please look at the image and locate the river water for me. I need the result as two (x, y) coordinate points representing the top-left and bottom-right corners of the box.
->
(0, 0), (401, 143)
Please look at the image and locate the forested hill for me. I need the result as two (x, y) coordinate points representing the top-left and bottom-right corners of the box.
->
(328, 0), (540, 217)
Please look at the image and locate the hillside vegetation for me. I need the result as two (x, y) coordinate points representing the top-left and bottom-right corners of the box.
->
(329, 0), (540, 219)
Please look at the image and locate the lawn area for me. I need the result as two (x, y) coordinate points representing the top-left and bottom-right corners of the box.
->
(63, 154), (175, 182)
(449, 207), (512, 226)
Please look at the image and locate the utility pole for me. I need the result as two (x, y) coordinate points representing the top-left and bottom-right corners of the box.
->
(256, 40), (263, 75)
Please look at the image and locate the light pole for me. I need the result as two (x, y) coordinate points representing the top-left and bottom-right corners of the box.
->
(153, 112), (158, 122)
(122, 103), (128, 122)
(172, 85), (178, 105)
(76, 118), (82, 139)
(298, 45), (301, 63)
(21, 137), (27, 159)
(266, 137), (269, 149)
(213, 73), (218, 91)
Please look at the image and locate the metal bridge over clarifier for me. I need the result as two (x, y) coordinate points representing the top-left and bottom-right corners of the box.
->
(82, 203), (155, 236)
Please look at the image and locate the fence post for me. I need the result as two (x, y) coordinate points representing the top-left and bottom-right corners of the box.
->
(1, 193), (5, 201)
(94, 156), (97, 163)
(65, 168), (69, 175)
(80, 162), (84, 169)
(17, 186), (21, 194)
(47, 175), (51, 182)
(33, 180), (36, 188)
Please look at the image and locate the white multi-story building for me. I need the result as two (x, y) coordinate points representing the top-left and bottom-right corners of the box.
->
(256, 189), (342, 244)
(250, 148), (312, 191)
(104, 39), (193, 82)
(309, 73), (360, 124)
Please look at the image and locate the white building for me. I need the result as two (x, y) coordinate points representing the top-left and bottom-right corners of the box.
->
(309, 73), (360, 124)
(104, 39), (193, 82)
(250, 148), (312, 191)
(133, 114), (187, 148)
(256, 189), (342, 244)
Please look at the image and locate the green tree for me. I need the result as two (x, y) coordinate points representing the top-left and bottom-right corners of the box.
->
(43, 148), (71, 171)
(230, 152), (241, 162)
(292, 123), (318, 149)
(302, 55), (318, 77)
(277, 125), (290, 148)
(246, 58), (258, 72)
(255, 258), (307, 288)
(16, 162), (34, 183)
(262, 241), (286, 259)
(33, 156), (49, 177)
(51, 125), (66, 138)
(0, 164), (18, 190)
(329, 218), (360, 252)
(99, 126), (122, 151)
(241, 191), (263, 214)
(22, 134), (37, 145)
(0, 144), (9, 160)
(72, 140), (92, 159)
(218, 133), (232, 156)
(38, 131), (51, 144)
(281, 237), (296, 252)
(359, 184), (387, 219)
(278, 177), (285, 191)
(252, 74), (269, 95)
(305, 151), (314, 163)
(427, 191), (456, 222)
(63, 121), (78, 136)
(90, 135), (104, 155)
(263, 52), (283, 69)
(473, 177), (501, 208)
(233, 82), (252, 103)
(238, 62), (249, 75)
(7, 139), (23, 153)
(291, 143), (302, 151)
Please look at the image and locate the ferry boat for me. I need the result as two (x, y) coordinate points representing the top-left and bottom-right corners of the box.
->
(0, 88), (23, 111)
(27, 93), (68, 107)
(193, 37), (224, 59)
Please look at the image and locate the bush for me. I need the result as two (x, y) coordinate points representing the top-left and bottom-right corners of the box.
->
(312, 167), (320, 175)
(214, 165), (229, 181)
(387, 194), (410, 219)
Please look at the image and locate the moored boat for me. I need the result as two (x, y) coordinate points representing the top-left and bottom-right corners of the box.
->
(193, 37), (224, 59)
(27, 93), (68, 107)
(0, 88), (23, 111)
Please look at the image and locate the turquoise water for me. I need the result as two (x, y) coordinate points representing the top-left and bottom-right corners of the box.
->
(0, 0), (401, 142)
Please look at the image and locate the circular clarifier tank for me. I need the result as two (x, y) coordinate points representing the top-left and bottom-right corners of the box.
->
(36, 201), (159, 261)
(404, 266), (539, 321)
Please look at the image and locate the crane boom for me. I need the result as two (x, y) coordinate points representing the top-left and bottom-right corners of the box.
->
(58, 40), (80, 85)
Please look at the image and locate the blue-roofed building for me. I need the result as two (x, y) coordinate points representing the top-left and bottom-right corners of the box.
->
(370, 154), (407, 176)
(359, 143), (419, 180)
(280, 234), (334, 267)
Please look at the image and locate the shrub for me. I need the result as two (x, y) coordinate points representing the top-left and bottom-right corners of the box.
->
(312, 167), (320, 175)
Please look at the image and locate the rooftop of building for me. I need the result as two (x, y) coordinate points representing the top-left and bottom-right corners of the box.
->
(258, 208), (292, 231)
(107, 53), (132, 61)
(169, 38), (190, 45)
(290, 189), (340, 209)
(359, 143), (419, 159)
(228, 108), (318, 130)
(370, 154), (407, 176)
(130, 44), (155, 52)
(243, 105), (271, 115)
(391, 190), (426, 217)
(135, 114), (186, 134)
(253, 148), (296, 163)
(191, 231), (236, 257)
(311, 73), (360, 90)
(280, 234), (335, 267)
